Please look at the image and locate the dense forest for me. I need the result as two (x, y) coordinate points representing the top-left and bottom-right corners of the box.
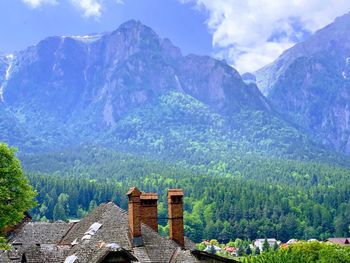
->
(21, 146), (350, 243)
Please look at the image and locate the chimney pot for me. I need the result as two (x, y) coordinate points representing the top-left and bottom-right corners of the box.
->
(168, 189), (184, 247)
(140, 193), (158, 232)
(126, 187), (143, 246)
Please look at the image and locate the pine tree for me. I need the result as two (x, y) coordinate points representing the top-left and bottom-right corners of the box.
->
(53, 203), (67, 221)
(262, 239), (270, 252)
(255, 247), (261, 255)
(246, 246), (252, 255)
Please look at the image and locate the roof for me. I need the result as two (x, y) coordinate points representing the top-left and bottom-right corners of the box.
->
(9, 221), (73, 245)
(127, 187), (142, 196)
(328, 238), (350, 245)
(168, 189), (184, 197)
(3, 201), (232, 263)
(2, 221), (74, 263)
(60, 202), (198, 262)
(140, 193), (158, 200)
(191, 250), (239, 262)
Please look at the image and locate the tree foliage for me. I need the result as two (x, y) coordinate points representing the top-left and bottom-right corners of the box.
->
(243, 242), (350, 263)
(0, 143), (36, 248)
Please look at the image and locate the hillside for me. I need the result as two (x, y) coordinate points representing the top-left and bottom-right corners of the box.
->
(21, 146), (350, 242)
(255, 13), (350, 154)
(0, 20), (345, 165)
(1, 18), (350, 244)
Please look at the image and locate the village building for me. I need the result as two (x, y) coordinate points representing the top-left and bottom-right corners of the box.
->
(0, 187), (238, 263)
(327, 238), (350, 246)
(253, 239), (280, 251)
(286, 239), (298, 245)
(224, 246), (236, 257)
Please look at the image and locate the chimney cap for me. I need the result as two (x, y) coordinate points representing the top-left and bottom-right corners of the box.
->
(140, 193), (158, 200)
(126, 187), (142, 197)
(168, 189), (184, 197)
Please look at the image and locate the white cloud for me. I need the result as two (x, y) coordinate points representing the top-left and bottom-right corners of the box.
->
(23, 0), (124, 18)
(182, 0), (350, 73)
(71, 0), (102, 18)
(22, 0), (57, 8)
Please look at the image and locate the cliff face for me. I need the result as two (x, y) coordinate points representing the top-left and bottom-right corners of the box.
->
(0, 20), (339, 163)
(255, 13), (350, 153)
(2, 20), (269, 125)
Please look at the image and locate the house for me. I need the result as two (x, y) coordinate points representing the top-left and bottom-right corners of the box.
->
(224, 246), (237, 256)
(307, 239), (318, 242)
(204, 244), (222, 253)
(253, 238), (280, 251)
(0, 187), (238, 263)
(286, 239), (298, 245)
(327, 238), (350, 246)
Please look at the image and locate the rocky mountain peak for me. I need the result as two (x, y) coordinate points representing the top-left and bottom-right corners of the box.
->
(254, 12), (350, 154)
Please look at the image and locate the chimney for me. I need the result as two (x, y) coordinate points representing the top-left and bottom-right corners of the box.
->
(126, 187), (143, 246)
(140, 193), (158, 232)
(168, 189), (184, 247)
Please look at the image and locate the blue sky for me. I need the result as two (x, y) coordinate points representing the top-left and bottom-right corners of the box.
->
(1, 0), (350, 73)
(0, 0), (212, 56)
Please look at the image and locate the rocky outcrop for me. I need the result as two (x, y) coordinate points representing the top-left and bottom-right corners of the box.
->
(1, 20), (270, 129)
(255, 13), (350, 153)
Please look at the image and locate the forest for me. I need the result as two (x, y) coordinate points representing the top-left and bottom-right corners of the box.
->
(21, 145), (350, 243)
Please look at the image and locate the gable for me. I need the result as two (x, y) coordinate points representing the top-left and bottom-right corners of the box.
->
(98, 251), (137, 263)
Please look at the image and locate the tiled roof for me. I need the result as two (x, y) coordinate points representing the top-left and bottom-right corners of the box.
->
(328, 238), (350, 245)
(10, 221), (73, 245)
(3, 201), (233, 262)
(2, 221), (73, 263)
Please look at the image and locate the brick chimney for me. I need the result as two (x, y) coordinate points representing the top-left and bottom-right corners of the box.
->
(168, 189), (184, 247)
(126, 187), (143, 246)
(140, 193), (158, 232)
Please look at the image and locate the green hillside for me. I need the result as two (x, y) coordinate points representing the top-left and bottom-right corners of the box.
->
(22, 145), (350, 243)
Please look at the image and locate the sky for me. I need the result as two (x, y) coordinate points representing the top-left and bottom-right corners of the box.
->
(1, 0), (350, 73)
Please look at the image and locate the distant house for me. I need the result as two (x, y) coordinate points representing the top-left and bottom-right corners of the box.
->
(204, 244), (222, 253)
(0, 187), (239, 263)
(286, 239), (298, 245)
(327, 238), (350, 245)
(225, 246), (236, 253)
(224, 246), (237, 256)
(253, 239), (280, 251)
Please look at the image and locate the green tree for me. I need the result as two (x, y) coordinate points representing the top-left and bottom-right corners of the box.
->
(53, 203), (67, 221)
(237, 246), (245, 256)
(262, 239), (270, 252)
(246, 246), (252, 255)
(88, 200), (97, 211)
(209, 244), (217, 255)
(0, 143), (36, 249)
(255, 247), (261, 255)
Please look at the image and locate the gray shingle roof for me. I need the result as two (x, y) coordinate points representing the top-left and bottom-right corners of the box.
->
(3, 201), (233, 262)
(10, 221), (73, 245)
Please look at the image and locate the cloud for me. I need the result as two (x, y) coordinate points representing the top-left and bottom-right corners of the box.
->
(182, 0), (350, 73)
(22, 0), (123, 18)
(22, 0), (57, 8)
(71, 0), (102, 18)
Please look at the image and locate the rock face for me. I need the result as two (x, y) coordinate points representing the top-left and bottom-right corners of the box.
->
(0, 20), (280, 152)
(2, 20), (269, 124)
(255, 13), (350, 153)
(0, 20), (338, 161)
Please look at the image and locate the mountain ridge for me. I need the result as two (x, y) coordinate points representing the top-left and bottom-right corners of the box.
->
(254, 12), (350, 154)
(0, 19), (346, 166)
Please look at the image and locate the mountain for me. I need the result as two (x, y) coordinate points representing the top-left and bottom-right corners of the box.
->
(0, 20), (344, 164)
(3, 19), (350, 243)
(255, 13), (350, 154)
